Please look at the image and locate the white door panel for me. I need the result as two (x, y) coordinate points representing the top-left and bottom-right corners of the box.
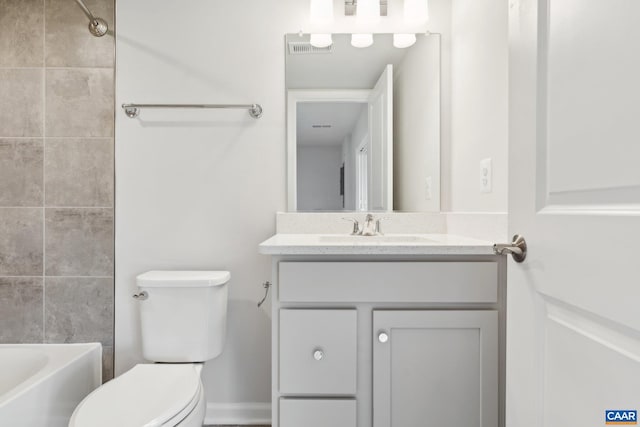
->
(544, 302), (640, 426)
(541, 0), (640, 207)
(508, 0), (640, 425)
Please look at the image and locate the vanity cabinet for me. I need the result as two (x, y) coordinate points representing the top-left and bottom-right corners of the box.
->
(270, 258), (505, 427)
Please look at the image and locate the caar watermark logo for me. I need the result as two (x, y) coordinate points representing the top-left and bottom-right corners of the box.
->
(606, 410), (637, 425)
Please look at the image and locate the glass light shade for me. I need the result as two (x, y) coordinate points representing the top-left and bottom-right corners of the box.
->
(310, 0), (333, 25)
(393, 33), (417, 48)
(356, 0), (380, 25)
(310, 33), (333, 48)
(404, 0), (429, 26)
(351, 33), (374, 48)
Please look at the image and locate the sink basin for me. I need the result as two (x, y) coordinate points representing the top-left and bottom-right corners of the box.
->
(318, 234), (437, 244)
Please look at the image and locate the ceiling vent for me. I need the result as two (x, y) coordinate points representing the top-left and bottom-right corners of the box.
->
(288, 41), (334, 55)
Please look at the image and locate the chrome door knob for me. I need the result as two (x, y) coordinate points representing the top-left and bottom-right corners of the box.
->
(493, 234), (527, 263)
(378, 332), (389, 343)
(313, 349), (324, 361)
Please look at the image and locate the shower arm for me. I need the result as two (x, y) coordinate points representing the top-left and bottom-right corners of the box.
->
(73, 0), (99, 25)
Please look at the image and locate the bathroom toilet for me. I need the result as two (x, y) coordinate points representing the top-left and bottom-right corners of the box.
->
(69, 270), (230, 427)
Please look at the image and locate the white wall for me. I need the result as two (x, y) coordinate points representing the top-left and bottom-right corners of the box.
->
(297, 145), (343, 210)
(115, 0), (508, 422)
(115, 0), (307, 421)
(445, 0), (508, 212)
(394, 34), (441, 212)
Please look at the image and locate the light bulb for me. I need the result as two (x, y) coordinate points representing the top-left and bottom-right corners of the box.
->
(393, 34), (417, 48)
(404, 0), (429, 26)
(351, 33), (374, 48)
(310, 0), (333, 25)
(310, 34), (333, 48)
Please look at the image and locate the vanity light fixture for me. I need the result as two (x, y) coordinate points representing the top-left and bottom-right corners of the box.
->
(310, 0), (334, 47)
(309, 0), (429, 49)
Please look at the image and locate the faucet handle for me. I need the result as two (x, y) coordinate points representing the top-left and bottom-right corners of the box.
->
(375, 217), (390, 235)
(342, 217), (361, 235)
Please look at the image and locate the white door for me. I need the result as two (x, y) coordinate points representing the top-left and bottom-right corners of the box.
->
(508, 1), (640, 426)
(368, 64), (393, 211)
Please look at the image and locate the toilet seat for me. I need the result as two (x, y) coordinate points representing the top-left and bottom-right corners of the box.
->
(69, 363), (202, 427)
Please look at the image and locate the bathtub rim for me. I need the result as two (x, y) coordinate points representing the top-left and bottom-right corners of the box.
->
(0, 343), (102, 408)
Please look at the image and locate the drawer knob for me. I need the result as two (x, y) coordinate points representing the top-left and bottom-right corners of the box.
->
(313, 349), (324, 361)
(378, 332), (389, 343)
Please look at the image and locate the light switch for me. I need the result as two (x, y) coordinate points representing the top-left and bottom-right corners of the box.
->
(480, 158), (492, 193)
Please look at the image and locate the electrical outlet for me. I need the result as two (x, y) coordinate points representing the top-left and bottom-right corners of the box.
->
(480, 158), (492, 193)
(425, 176), (432, 200)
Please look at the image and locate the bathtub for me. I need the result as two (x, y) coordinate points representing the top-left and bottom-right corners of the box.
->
(0, 343), (102, 427)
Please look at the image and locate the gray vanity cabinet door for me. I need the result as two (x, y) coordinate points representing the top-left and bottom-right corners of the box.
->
(280, 309), (358, 395)
(373, 310), (498, 427)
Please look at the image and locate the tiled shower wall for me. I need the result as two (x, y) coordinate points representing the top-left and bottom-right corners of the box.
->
(0, 0), (114, 379)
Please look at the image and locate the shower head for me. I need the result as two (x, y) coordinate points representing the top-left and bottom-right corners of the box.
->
(88, 17), (108, 37)
(73, 0), (108, 37)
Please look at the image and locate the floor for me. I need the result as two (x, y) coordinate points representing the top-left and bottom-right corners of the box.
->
(206, 425), (270, 427)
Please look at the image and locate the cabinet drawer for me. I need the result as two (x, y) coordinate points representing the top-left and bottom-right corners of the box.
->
(279, 309), (357, 395)
(279, 261), (498, 303)
(280, 398), (356, 427)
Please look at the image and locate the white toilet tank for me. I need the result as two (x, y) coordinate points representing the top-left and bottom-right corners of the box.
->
(136, 271), (230, 363)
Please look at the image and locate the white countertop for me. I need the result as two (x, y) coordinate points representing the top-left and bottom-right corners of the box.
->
(258, 233), (497, 256)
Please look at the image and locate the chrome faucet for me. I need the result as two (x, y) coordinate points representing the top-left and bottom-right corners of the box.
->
(342, 214), (388, 236)
(361, 214), (377, 236)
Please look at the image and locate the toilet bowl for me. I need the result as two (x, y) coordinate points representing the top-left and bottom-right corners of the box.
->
(69, 364), (205, 427)
(68, 271), (230, 427)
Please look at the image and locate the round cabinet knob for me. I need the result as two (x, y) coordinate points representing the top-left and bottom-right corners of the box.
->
(378, 332), (389, 343)
(313, 349), (324, 361)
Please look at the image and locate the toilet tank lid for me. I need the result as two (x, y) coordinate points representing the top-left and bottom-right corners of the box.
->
(137, 270), (230, 287)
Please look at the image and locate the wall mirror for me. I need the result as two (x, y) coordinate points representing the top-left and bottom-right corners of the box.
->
(286, 32), (441, 212)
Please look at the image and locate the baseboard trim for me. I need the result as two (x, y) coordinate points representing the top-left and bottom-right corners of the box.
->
(204, 402), (271, 425)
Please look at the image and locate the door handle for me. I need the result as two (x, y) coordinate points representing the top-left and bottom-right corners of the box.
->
(494, 235), (527, 263)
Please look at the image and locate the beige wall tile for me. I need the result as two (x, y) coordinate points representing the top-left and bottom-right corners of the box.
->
(0, 139), (44, 206)
(44, 277), (113, 346)
(0, 0), (44, 67)
(0, 208), (43, 276)
(0, 277), (43, 343)
(45, 208), (113, 276)
(45, 0), (114, 68)
(0, 69), (44, 137)
(45, 68), (114, 137)
(45, 138), (113, 207)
